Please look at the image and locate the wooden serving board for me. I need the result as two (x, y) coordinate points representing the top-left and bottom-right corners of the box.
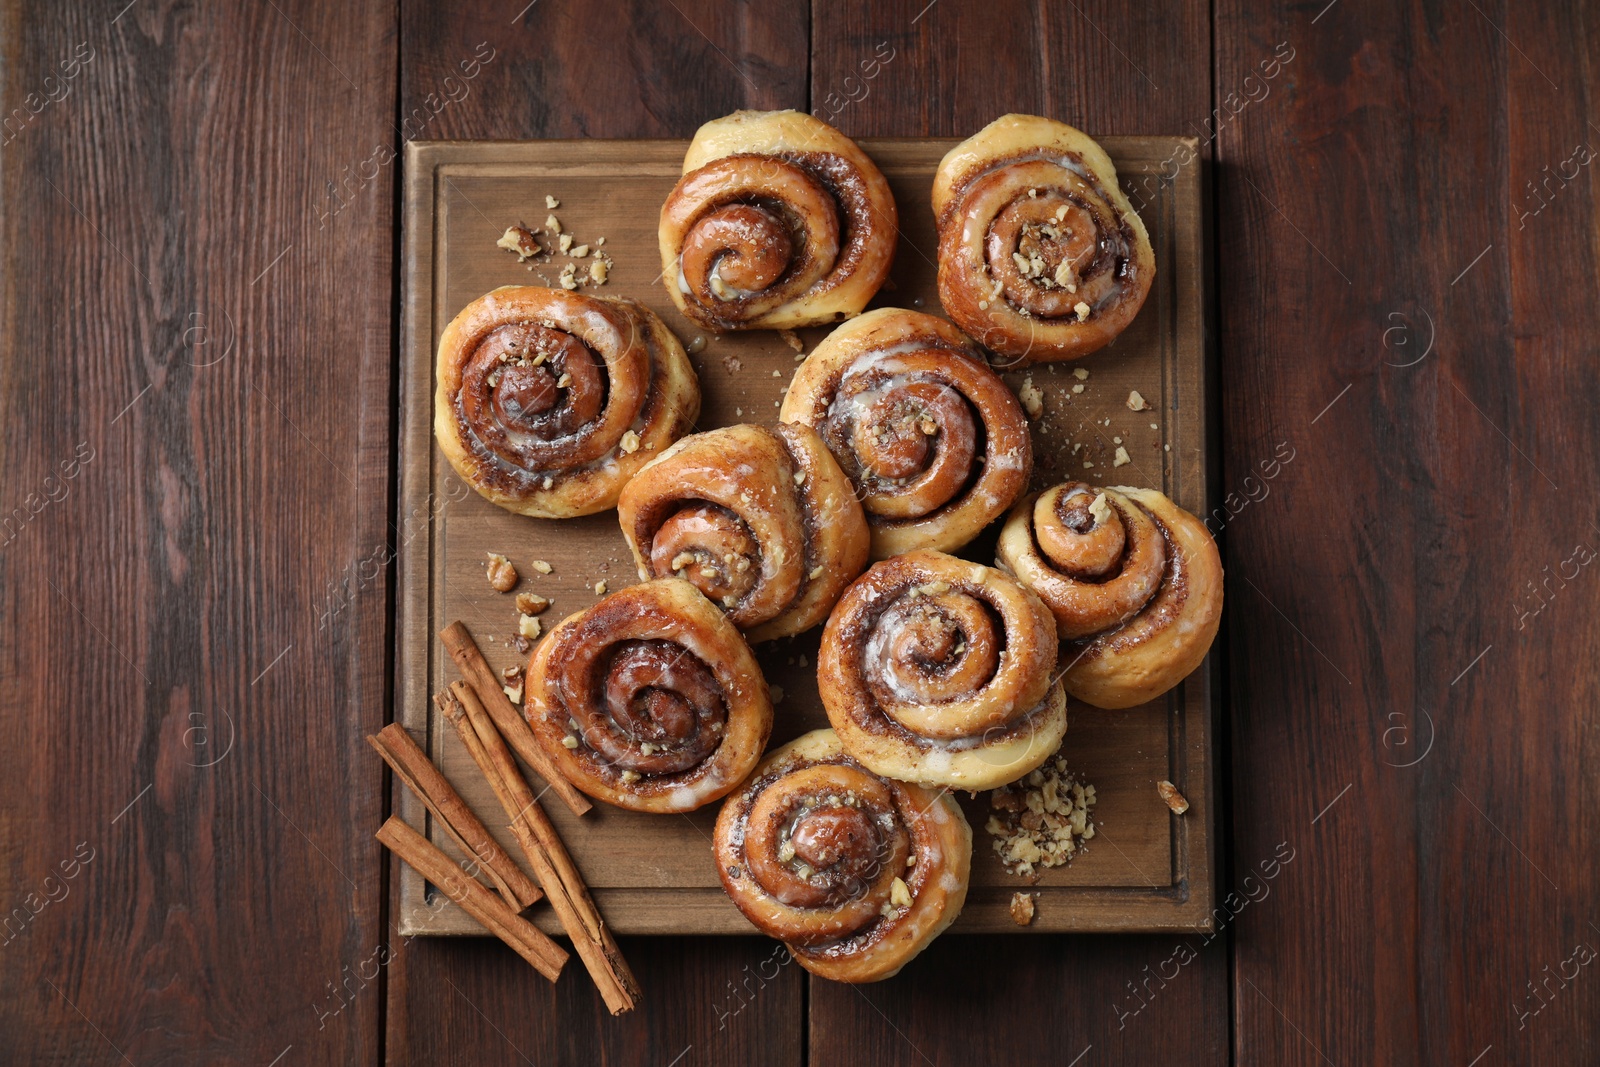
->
(397, 136), (1215, 936)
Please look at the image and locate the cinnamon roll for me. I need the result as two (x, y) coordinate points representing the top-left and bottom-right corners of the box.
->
(714, 729), (971, 983)
(933, 114), (1154, 365)
(524, 579), (773, 812)
(818, 550), (1067, 790)
(659, 110), (897, 331)
(997, 483), (1223, 709)
(779, 308), (1032, 559)
(435, 287), (699, 518)
(616, 424), (870, 643)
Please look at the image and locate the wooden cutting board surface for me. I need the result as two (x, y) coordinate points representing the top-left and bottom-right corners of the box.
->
(397, 136), (1215, 935)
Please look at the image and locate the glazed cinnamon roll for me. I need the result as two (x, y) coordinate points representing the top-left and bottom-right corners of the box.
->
(779, 308), (1032, 559)
(616, 424), (870, 643)
(933, 115), (1155, 365)
(714, 729), (971, 983)
(524, 579), (773, 812)
(659, 110), (897, 331)
(435, 287), (699, 518)
(818, 550), (1067, 790)
(997, 483), (1223, 709)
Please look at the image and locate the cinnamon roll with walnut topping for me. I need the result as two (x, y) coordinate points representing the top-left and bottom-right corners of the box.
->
(616, 424), (870, 643)
(435, 287), (699, 517)
(524, 580), (772, 812)
(714, 729), (971, 983)
(933, 115), (1154, 365)
(818, 551), (1067, 790)
(780, 308), (1032, 559)
(659, 110), (897, 331)
(997, 483), (1223, 709)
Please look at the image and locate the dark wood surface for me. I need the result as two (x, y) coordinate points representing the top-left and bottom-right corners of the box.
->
(1, 1), (1594, 1065)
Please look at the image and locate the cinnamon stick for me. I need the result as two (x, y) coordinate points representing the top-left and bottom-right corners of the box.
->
(367, 722), (542, 910)
(375, 816), (567, 982)
(439, 620), (591, 817)
(444, 681), (639, 1014)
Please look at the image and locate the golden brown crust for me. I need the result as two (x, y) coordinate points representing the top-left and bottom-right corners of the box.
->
(713, 729), (971, 983)
(817, 551), (1067, 790)
(616, 424), (870, 643)
(998, 483), (1223, 709)
(779, 308), (1032, 559)
(659, 110), (897, 331)
(434, 286), (699, 517)
(524, 579), (772, 812)
(932, 115), (1154, 366)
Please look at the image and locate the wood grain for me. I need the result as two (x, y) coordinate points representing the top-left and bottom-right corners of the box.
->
(807, 1), (1229, 1064)
(0, 1), (394, 1064)
(397, 135), (1215, 936)
(1214, 2), (1600, 1064)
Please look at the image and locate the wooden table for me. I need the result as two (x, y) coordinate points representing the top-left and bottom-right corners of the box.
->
(3, 2), (1594, 1063)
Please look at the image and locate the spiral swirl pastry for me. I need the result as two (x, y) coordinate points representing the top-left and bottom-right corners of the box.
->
(933, 114), (1155, 366)
(998, 483), (1223, 709)
(779, 308), (1032, 560)
(524, 579), (773, 812)
(818, 550), (1067, 790)
(434, 287), (700, 518)
(714, 729), (971, 983)
(659, 110), (897, 332)
(616, 424), (870, 643)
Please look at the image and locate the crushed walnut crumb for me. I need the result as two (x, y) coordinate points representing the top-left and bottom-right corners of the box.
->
(518, 614), (542, 641)
(1072, 367), (1090, 381)
(485, 553), (519, 592)
(985, 754), (1097, 879)
(620, 429), (641, 454)
(545, 213), (562, 234)
(589, 259), (609, 285)
(1088, 492), (1111, 525)
(530, 559), (553, 574)
(1157, 780), (1190, 814)
(1113, 446), (1131, 468)
(1127, 390), (1148, 411)
(1009, 891), (1037, 926)
(545, 195), (559, 209)
(778, 329), (805, 354)
(594, 580), (607, 595)
(515, 592), (550, 615)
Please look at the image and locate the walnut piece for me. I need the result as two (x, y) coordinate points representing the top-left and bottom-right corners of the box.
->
(485, 553), (519, 592)
(1017, 376), (1045, 419)
(496, 225), (541, 263)
(1157, 780), (1190, 814)
(530, 560), (553, 574)
(1009, 891), (1036, 926)
(515, 592), (550, 615)
(1126, 389), (1148, 412)
(518, 614), (542, 640)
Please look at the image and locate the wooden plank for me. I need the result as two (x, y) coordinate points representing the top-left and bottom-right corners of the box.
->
(0, 1), (395, 1064)
(396, 135), (1214, 936)
(1215, 1), (1600, 1064)
(807, 0), (1226, 1063)
(389, 2), (810, 1063)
